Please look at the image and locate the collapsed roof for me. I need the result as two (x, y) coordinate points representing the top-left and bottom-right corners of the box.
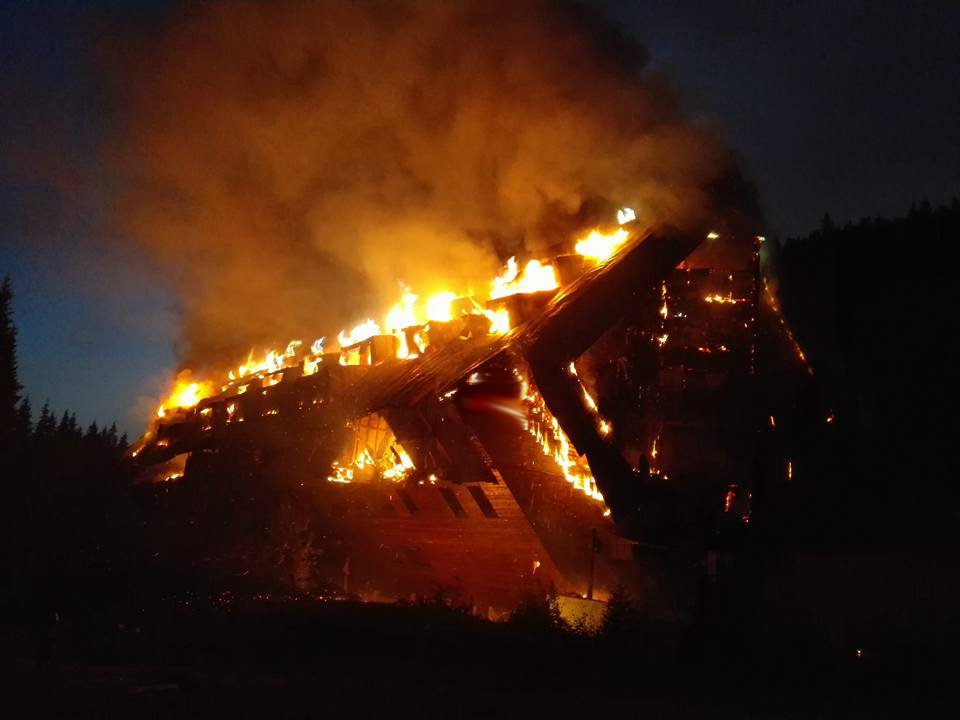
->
(133, 225), (705, 523)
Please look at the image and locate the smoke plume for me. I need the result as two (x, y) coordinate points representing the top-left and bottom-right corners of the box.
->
(110, 0), (758, 369)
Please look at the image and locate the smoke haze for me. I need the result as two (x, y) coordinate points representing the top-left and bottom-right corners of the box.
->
(110, 0), (758, 369)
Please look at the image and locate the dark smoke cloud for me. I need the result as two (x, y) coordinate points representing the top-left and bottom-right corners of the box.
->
(109, 0), (758, 369)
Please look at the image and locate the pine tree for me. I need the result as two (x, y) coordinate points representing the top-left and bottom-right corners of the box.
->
(84, 421), (100, 442)
(35, 401), (56, 440)
(118, 432), (129, 450)
(0, 277), (22, 446)
(16, 396), (32, 438)
(820, 212), (835, 236)
(57, 410), (74, 440)
(105, 422), (119, 449)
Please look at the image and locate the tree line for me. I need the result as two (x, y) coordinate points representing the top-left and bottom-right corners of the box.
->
(763, 197), (960, 549)
(1, 276), (137, 653)
(2, 199), (957, 663)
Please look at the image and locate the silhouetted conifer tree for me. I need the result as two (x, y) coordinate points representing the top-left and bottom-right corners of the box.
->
(17, 396), (32, 438)
(35, 401), (56, 441)
(776, 198), (960, 547)
(105, 422), (119, 448)
(820, 212), (835, 235)
(57, 410), (74, 440)
(0, 277), (22, 448)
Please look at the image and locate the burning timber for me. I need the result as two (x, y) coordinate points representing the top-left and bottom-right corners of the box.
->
(130, 224), (820, 614)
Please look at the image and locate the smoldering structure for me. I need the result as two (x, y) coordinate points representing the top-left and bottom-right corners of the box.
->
(116, 1), (799, 615)
(131, 226), (821, 616)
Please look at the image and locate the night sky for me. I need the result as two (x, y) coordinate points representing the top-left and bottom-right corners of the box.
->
(2, 0), (958, 435)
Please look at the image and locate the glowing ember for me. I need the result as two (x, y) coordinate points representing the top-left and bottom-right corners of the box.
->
(326, 462), (354, 483)
(263, 373), (283, 388)
(762, 278), (814, 374)
(303, 356), (322, 375)
(704, 293), (746, 304)
(514, 367), (607, 506)
(382, 444), (415, 481)
(582, 386), (598, 412)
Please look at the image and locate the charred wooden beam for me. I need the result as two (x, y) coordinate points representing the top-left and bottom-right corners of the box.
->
(524, 227), (705, 521)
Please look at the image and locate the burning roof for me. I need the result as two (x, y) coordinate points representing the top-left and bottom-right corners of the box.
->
(133, 220), (710, 516)
(127, 214), (825, 611)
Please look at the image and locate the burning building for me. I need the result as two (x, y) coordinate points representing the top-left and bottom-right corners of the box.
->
(130, 217), (818, 616)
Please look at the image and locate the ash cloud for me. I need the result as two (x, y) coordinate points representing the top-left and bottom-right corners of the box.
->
(109, 0), (759, 369)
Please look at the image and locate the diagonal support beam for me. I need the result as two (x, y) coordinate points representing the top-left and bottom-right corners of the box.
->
(525, 227), (704, 520)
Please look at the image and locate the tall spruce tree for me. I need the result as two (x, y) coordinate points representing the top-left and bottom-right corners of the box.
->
(35, 401), (56, 441)
(105, 421), (119, 448)
(17, 396), (33, 437)
(0, 277), (22, 446)
(57, 410), (74, 440)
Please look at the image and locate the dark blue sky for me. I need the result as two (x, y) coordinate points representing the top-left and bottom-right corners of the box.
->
(2, 0), (958, 435)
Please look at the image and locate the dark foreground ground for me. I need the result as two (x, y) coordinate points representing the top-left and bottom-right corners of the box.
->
(0, 599), (953, 718)
(0, 658), (763, 719)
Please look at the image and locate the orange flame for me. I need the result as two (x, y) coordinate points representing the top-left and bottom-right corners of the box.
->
(337, 319), (381, 348)
(490, 257), (558, 299)
(574, 228), (630, 262)
(157, 375), (215, 417)
(515, 367), (607, 507)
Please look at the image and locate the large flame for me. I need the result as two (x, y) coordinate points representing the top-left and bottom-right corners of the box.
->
(490, 257), (558, 299)
(385, 290), (418, 331)
(338, 319), (381, 348)
(149, 253), (563, 422)
(157, 374), (215, 417)
(229, 340), (304, 380)
(425, 292), (458, 322)
(574, 228), (630, 262)
(149, 210), (633, 430)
